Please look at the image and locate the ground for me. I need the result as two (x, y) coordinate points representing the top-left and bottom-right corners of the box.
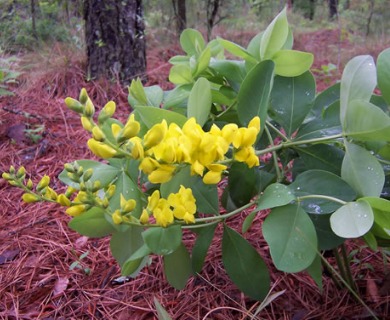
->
(0, 29), (390, 319)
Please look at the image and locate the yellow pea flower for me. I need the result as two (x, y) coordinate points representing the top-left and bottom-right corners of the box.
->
(147, 190), (160, 211)
(221, 123), (238, 144)
(112, 210), (123, 224)
(101, 101), (116, 118)
(144, 120), (168, 148)
(120, 194), (136, 213)
(148, 164), (176, 184)
(22, 193), (40, 203)
(203, 170), (223, 184)
(139, 157), (159, 174)
(92, 126), (105, 141)
(122, 114), (141, 139)
(66, 204), (88, 217)
(87, 139), (117, 159)
(44, 187), (58, 201)
(248, 116), (261, 132)
(140, 209), (149, 224)
(111, 123), (122, 139)
(129, 137), (144, 159)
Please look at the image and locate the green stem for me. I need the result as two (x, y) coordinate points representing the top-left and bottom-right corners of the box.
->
(265, 120), (289, 141)
(264, 125), (283, 182)
(255, 133), (344, 156)
(320, 253), (378, 319)
(333, 247), (349, 288)
(298, 195), (347, 206)
(215, 101), (237, 118)
(341, 243), (356, 291)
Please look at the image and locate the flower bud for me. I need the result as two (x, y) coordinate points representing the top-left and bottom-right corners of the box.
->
(143, 120), (167, 148)
(65, 97), (83, 113)
(83, 168), (94, 182)
(36, 175), (50, 192)
(22, 193), (40, 203)
(9, 166), (15, 174)
(79, 88), (89, 104)
(92, 180), (101, 192)
(81, 116), (94, 132)
(16, 166), (26, 179)
(87, 139), (117, 159)
(92, 126), (105, 141)
(57, 194), (71, 206)
(120, 194), (136, 213)
(140, 209), (149, 224)
(67, 172), (80, 183)
(65, 186), (77, 198)
(66, 204), (88, 217)
(79, 182), (87, 191)
(64, 163), (75, 173)
(45, 187), (58, 200)
(2, 172), (12, 181)
(26, 179), (33, 190)
(76, 166), (84, 176)
(106, 185), (116, 198)
(111, 123), (122, 139)
(84, 99), (95, 117)
(112, 210), (123, 225)
(98, 101), (116, 124)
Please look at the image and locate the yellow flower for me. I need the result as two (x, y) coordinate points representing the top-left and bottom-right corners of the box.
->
(203, 170), (223, 184)
(167, 186), (196, 223)
(22, 193), (40, 203)
(144, 120), (167, 148)
(234, 147), (259, 167)
(66, 204), (88, 217)
(248, 116), (261, 131)
(139, 157), (159, 174)
(120, 194), (136, 213)
(148, 164), (176, 184)
(122, 114), (141, 139)
(112, 210), (123, 224)
(129, 137), (144, 159)
(44, 187), (58, 200)
(101, 101), (116, 118)
(147, 190), (160, 211)
(36, 175), (50, 191)
(153, 199), (174, 227)
(111, 123), (122, 139)
(87, 139), (117, 159)
(191, 160), (204, 176)
(221, 123), (238, 144)
(140, 209), (149, 224)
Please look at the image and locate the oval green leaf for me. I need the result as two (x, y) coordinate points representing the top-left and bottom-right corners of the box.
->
(187, 77), (211, 126)
(263, 204), (317, 273)
(272, 50), (314, 77)
(256, 183), (295, 210)
(377, 48), (390, 105)
(330, 200), (374, 238)
(222, 226), (270, 301)
(180, 29), (205, 56)
(142, 225), (182, 255)
(163, 243), (192, 290)
(69, 208), (115, 238)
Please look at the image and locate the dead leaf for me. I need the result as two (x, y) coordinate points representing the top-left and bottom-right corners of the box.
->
(0, 249), (20, 264)
(366, 278), (380, 303)
(6, 123), (26, 143)
(75, 236), (89, 249)
(53, 277), (69, 296)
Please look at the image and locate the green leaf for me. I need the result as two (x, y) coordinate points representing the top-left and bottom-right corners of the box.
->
(309, 213), (344, 250)
(306, 253), (322, 291)
(121, 244), (151, 276)
(295, 101), (341, 141)
(362, 197), (390, 239)
(144, 85), (164, 108)
(242, 210), (259, 234)
(218, 38), (258, 64)
(210, 60), (246, 86)
(128, 78), (148, 106)
(237, 60), (274, 134)
(291, 169), (356, 214)
(330, 200), (374, 238)
(187, 78), (211, 126)
(191, 224), (217, 273)
(163, 84), (192, 110)
(59, 160), (119, 189)
(161, 166), (219, 215)
(228, 162), (259, 208)
(260, 7), (289, 60)
(344, 100), (390, 141)
(296, 144), (344, 175)
(194, 47), (211, 76)
(247, 31), (263, 60)
(154, 298), (173, 320)
(269, 71), (315, 136)
(377, 48), (390, 105)
(263, 204), (317, 272)
(310, 82), (340, 118)
(340, 55), (376, 124)
(272, 50), (314, 77)
(134, 106), (188, 129)
(222, 226), (270, 300)
(163, 243), (192, 290)
(180, 29), (205, 56)
(142, 225), (182, 255)
(341, 142), (385, 197)
(256, 183), (295, 210)
(169, 64), (193, 85)
(110, 226), (144, 266)
(69, 208), (115, 238)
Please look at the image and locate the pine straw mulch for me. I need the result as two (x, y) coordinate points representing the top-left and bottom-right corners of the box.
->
(1, 31), (390, 320)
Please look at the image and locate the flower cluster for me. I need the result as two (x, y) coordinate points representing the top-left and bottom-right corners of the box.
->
(140, 186), (196, 227)
(67, 91), (261, 185)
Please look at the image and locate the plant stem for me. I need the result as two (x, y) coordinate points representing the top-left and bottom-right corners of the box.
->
(265, 120), (289, 141)
(341, 243), (357, 291)
(333, 247), (350, 288)
(264, 126), (283, 182)
(297, 194), (347, 206)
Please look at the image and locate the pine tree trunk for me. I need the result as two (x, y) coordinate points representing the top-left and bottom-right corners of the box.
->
(83, 0), (146, 85)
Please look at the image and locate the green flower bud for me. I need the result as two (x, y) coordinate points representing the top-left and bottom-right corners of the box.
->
(36, 175), (50, 192)
(84, 99), (95, 117)
(2, 172), (12, 181)
(26, 179), (33, 190)
(83, 168), (94, 182)
(79, 88), (89, 104)
(67, 172), (80, 183)
(16, 166), (26, 179)
(64, 163), (75, 173)
(9, 166), (15, 174)
(79, 182), (87, 191)
(65, 97), (83, 113)
(92, 180), (101, 192)
(76, 166), (84, 176)
(92, 126), (105, 141)
(65, 186), (77, 198)
(22, 193), (40, 203)
(98, 101), (116, 125)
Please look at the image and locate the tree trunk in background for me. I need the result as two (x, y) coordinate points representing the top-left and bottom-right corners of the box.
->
(328, 0), (338, 20)
(83, 0), (146, 85)
(30, 0), (37, 38)
(172, 0), (186, 37)
(206, 0), (220, 41)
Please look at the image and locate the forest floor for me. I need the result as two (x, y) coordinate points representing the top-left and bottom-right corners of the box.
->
(1, 28), (390, 320)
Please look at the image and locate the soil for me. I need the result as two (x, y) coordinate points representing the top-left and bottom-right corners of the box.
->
(1, 29), (390, 320)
